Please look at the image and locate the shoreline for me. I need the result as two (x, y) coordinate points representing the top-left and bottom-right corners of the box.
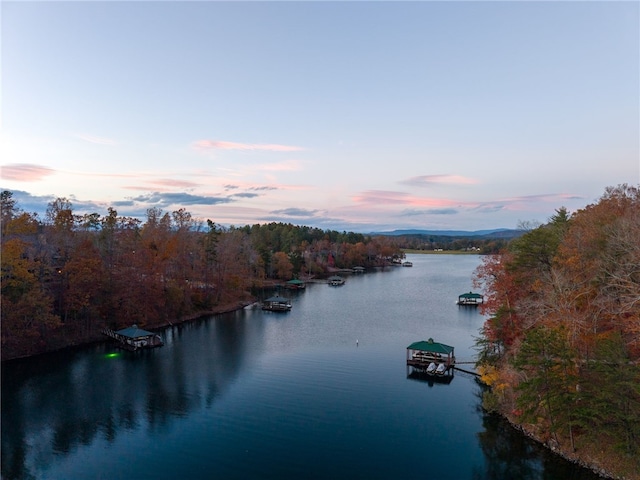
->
(500, 411), (633, 480)
(1, 299), (255, 364)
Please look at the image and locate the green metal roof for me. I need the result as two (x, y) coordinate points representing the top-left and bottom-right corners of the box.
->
(458, 292), (483, 299)
(407, 338), (454, 354)
(116, 325), (155, 339)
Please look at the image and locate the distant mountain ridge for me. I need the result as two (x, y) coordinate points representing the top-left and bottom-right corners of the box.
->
(372, 228), (523, 239)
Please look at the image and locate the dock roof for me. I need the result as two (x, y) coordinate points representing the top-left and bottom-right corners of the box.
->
(458, 292), (483, 299)
(116, 325), (156, 339)
(407, 338), (454, 355)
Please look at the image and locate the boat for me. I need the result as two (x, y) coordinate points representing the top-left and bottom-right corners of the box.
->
(327, 275), (345, 286)
(261, 295), (292, 312)
(435, 363), (447, 375)
(402, 261), (413, 267)
(426, 362), (437, 374)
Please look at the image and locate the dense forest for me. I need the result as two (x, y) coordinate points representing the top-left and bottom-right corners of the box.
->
(388, 231), (520, 254)
(473, 184), (640, 479)
(0, 191), (402, 361)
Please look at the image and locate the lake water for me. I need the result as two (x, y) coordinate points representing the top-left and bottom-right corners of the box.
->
(1, 254), (603, 480)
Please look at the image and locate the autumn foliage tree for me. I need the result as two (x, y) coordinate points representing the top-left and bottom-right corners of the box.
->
(1, 191), (402, 361)
(0, 193), (56, 356)
(475, 184), (640, 473)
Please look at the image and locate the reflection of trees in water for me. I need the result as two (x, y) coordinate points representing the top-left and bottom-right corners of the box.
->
(474, 412), (544, 480)
(1, 311), (256, 480)
(473, 392), (603, 480)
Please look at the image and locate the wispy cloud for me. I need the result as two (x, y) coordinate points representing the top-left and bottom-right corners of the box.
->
(353, 190), (457, 208)
(230, 192), (260, 199)
(400, 208), (459, 216)
(504, 193), (585, 203)
(1, 163), (56, 181)
(131, 192), (233, 206)
(352, 190), (411, 205)
(223, 183), (279, 194)
(271, 208), (320, 217)
(472, 203), (506, 213)
(193, 140), (304, 152)
(400, 174), (478, 187)
(146, 179), (201, 188)
(74, 133), (116, 145)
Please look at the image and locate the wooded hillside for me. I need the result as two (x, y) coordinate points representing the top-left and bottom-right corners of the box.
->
(474, 184), (640, 479)
(1, 191), (402, 361)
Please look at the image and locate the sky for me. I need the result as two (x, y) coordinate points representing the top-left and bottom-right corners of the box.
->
(1, 1), (639, 233)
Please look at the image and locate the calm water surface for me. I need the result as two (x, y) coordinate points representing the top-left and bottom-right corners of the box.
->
(2, 254), (603, 479)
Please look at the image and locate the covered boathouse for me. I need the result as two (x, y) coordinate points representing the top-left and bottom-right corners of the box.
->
(262, 295), (292, 311)
(103, 324), (164, 351)
(456, 291), (484, 306)
(406, 338), (455, 375)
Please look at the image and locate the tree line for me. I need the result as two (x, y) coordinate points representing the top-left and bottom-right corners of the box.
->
(1, 191), (402, 361)
(473, 184), (640, 477)
(390, 233), (515, 254)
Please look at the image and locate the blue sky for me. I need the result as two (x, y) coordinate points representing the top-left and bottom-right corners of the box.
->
(1, 1), (638, 233)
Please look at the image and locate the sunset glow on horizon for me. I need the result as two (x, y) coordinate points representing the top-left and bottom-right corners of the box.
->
(1, 1), (638, 232)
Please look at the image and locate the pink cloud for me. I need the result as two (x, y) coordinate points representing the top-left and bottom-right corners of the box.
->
(1, 163), (56, 181)
(193, 140), (304, 152)
(353, 190), (460, 208)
